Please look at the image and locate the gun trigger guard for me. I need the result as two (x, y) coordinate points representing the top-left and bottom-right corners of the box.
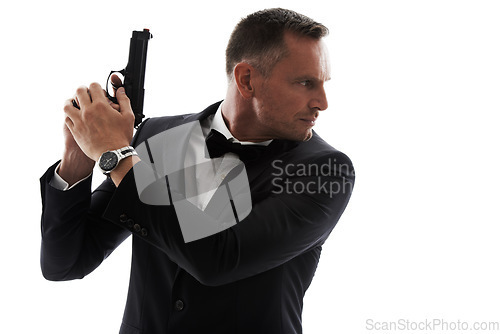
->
(106, 69), (126, 104)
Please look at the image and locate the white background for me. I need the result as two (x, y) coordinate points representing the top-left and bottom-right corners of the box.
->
(1, 0), (499, 333)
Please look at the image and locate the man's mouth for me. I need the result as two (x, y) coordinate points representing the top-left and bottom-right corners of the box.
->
(299, 116), (317, 126)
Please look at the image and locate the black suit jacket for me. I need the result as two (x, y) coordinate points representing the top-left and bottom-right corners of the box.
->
(40, 101), (355, 334)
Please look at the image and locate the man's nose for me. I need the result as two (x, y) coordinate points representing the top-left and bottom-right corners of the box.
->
(310, 86), (328, 111)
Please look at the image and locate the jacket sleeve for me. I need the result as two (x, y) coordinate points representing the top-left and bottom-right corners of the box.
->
(39, 118), (159, 281)
(101, 147), (355, 286)
(40, 162), (131, 281)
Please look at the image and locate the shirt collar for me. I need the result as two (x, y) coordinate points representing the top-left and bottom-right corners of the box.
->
(210, 103), (272, 146)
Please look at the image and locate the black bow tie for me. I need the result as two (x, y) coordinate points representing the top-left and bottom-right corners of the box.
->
(205, 130), (268, 163)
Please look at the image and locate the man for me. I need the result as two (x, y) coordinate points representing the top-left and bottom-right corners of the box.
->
(40, 8), (355, 334)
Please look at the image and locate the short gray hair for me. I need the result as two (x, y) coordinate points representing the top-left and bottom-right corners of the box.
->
(225, 8), (329, 80)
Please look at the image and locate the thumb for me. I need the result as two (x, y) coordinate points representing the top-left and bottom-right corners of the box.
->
(116, 87), (134, 117)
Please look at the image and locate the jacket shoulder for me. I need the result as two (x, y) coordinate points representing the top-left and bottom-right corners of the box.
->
(131, 101), (222, 147)
(131, 114), (190, 147)
(295, 131), (354, 170)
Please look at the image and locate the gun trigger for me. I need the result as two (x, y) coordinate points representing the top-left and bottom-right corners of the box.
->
(106, 69), (125, 104)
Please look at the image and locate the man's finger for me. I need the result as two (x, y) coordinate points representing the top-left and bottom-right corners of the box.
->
(75, 86), (91, 108)
(64, 98), (80, 122)
(108, 99), (121, 111)
(109, 74), (124, 97)
(64, 115), (74, 130)
(115, 87), (134, 119)
(110, 74), (123, 89)
(88, 82), (107, 103)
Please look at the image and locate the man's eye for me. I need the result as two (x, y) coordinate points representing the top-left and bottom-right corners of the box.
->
(299, 80), (311, 87)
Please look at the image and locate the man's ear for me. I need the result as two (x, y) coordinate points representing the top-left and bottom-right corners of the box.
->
(233, 62), (258, 99)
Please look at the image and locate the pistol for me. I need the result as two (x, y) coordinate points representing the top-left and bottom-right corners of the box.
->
(106, 29), (153, 128)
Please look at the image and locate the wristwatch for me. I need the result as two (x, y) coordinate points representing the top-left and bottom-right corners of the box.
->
(98, 146), (138, 175)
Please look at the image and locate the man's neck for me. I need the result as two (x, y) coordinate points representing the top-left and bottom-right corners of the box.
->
(221, 90), (273, 143)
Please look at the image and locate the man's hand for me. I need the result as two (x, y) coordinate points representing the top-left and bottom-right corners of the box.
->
(58, 119), (96, 187)
(64, 82), (135, 162)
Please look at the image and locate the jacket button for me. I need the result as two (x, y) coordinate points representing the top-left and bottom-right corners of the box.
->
(119, 214), (128, 223)
(174, 300), (184, 311)
(133, 224), (142, 232)
(141, 228), (148, 237)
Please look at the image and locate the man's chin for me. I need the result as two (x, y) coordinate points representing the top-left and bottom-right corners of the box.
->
(270, 127), (313, 142)
(286, 130), (313, 142)
(303, 130), (313, 141)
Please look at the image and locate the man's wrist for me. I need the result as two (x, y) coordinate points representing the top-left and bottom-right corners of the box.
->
(110, 155), (141, 187)
(59, 152), (95, 187)
(51, 162), (92, 190)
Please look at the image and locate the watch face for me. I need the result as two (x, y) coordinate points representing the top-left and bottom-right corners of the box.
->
(99, 151), (119, 171)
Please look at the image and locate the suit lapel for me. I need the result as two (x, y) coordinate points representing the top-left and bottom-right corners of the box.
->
(181, 101), (222, 123)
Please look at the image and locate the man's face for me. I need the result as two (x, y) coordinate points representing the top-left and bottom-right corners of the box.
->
(252, 32), (331, 142)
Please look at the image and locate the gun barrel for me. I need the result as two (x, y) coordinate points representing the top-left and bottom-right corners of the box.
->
(124, 29), (152, 127)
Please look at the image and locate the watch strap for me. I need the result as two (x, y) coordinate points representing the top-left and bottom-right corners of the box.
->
(116, 146), (138, 160)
